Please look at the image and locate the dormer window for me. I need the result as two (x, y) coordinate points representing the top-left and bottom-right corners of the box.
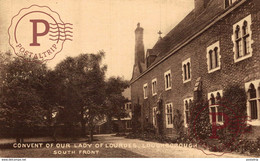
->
(225, 0), (239, 8)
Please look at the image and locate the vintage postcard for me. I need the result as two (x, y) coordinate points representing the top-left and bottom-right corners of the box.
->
(0, 0), (260, 159)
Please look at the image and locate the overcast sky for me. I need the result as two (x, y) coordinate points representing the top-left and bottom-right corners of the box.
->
(0, 0), (194, 80)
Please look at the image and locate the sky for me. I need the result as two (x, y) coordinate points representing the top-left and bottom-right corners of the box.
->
(0, 0), (194, 80)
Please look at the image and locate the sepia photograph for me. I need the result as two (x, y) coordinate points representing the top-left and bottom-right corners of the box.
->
(0, 0), (260, 159)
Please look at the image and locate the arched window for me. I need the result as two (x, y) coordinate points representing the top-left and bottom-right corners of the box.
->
(248, 83), (258, 119)
(207, 41), (221, 72)
(209, 50), (213, 70)
(210, 94), (215, 105)
(184, 98), (193, 126)
(216, 92), (221, 102)
(208, 91), (223, 123)
(242, 21), (250, 55)
(182, 58), (191, 82)
(187, 62), (191, 79)
(235, 25), (242, 58)
(183, 64), (187, 80)
(185, 100), (189, 110)
(214, 47), (219, 68)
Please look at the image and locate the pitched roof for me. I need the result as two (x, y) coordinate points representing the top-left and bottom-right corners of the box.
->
(150, 0), (226, 65)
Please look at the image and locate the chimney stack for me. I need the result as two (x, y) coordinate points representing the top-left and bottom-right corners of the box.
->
(135, 23), (145, 65)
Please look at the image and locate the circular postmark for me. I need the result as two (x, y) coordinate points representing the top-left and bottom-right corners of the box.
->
(8, 5), (73, 63)
(188, 98), (251, 156)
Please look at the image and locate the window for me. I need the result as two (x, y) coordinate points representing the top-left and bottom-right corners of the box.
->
(225, 0), (239, 8)
(165, 103), (173, 128)
(206, 41), (221, 73)
(126, 121), (132, 129)
(143, 83), (148, 99)
(232, 15), (253, 63)
(125, 102), (131, 110)
(152, 78), (157, 96)
(245, 80), (260, 125)
(152, 107), (157, 127)
(182, 58), (191, 83)
(184, 97), (193, 127)
(208, 90), (223, 124)
(164, 70), (171, 90)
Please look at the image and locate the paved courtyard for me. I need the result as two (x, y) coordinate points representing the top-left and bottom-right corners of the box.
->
(0, 134), (250, 158)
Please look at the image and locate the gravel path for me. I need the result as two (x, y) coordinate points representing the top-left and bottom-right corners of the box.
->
(96, 134), (249, 158)
(0, 134), (250, 158)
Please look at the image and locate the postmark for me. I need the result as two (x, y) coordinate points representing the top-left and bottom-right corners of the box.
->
(8, 5), (73, 63)
(188, 98), (251, 156)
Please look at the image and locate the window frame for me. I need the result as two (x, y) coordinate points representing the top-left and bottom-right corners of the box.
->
(143, 83), (148, 99)
(208, 90), (223, 124)
(183, 97), (193, 127)
(165, 103), (173, 128)
(182, 58), (191, 83)
(232, 15), (253, 63)
(152, 78), (157, 96)
(164, 70), (172, 91)
(206, 41), (221, 73)
(245, 80), (260, 126)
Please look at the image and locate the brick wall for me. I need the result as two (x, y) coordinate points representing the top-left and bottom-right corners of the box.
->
(131, 0), (260, 137)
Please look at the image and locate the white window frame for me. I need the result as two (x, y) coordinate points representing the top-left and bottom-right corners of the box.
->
(143, 83), (148, 99)
(152, 78), (157, 96)
(164, 70), (172, 91)
(152, 106), (157, 127)
(165, 103), (173, 128)
(183, 97), (193, 127)
(206, 41), (221, 73)
(208, 90), (223, 124)
(232, 14), (253, 63)
(245, 79), (260, 126)
(182, 58), (191, 83)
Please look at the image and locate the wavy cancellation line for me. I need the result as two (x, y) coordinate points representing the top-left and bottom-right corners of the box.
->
(50, 26), (73, 30)
(49, 38), (72, 41)
(49, 31), (73, 33)
(49, 23), (73, 25)
(49, 34), (73, 37)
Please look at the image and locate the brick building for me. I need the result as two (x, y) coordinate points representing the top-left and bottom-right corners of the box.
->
(130, 0), (260, 137)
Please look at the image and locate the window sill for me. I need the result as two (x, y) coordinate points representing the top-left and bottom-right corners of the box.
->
(183, 79), (191, 84)
(234, 53), (252, 63)
(208, 67), (221, 74)
(166, 125), (173, 128)
(165, 87), (171, 91)
(152, 93), (157, 97)
(144, 97), (148, 100)
(247, 119), (260, 126)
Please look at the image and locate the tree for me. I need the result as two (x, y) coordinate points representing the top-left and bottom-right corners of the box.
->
(105, 77), (129, 134)
(0, 57), (48, 142)
(54, 51), (107, 141)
